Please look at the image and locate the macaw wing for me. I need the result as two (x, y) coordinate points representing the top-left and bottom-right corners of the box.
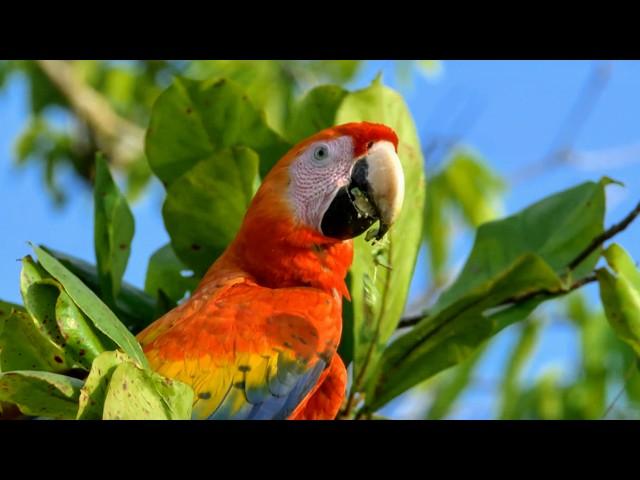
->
(139, 283), (340, 420)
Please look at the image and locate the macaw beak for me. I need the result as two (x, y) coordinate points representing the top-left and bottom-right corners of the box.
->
(321, 140), (405, 241)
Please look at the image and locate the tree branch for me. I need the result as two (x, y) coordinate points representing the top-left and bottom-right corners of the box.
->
(396, 274), (598, 330)
(35, 60), (145, 168)
(568, 199), (640, 270)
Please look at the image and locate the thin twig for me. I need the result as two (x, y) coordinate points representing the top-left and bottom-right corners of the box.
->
(504, 273), (597, 305)
(568, 199), (640, 270)
(35, 60), (145, 168)
(396, 274), (598, 330)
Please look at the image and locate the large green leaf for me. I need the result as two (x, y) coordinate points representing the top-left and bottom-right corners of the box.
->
(23, 281), (69, 355)
(365, 179), (609, 411)
(55, 290), (112, 369)
(145, 76), (290, 184)
(44, 247), (156, 333)
(162, 147), (260, 275)
(435, 179), (608, 313)
(369, 255), (562, 410)
(77, 350), (129, 420)
(597, 243), (640, 356)
(0, 302), (68, 373)
(186, 60), (296, 135)
(144, 243), (199, 308)
(94, 153), (135, 305)
(286, 85), (348, 142)
(32, 245), (149, 369)
(21, 272), (112, 370)
(0, 370), (82, 419)
(335, 76), (426, 392)
(102, 360), (193, 420)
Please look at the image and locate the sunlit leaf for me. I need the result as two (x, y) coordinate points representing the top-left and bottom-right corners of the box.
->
(102, 360), (193, 420)
(163, 147), (260, 275)
(33, 245), (149, 368)
(94, 153), (135, 306)
(0, 370), (82, 419)
(146, 76), (290, 183)
(0, 301), (67, 373)
(76, 350), (129, 420)
(597, 243), (640, 356)
(286, 85), (348, 142)
(44, 247), (156, 333)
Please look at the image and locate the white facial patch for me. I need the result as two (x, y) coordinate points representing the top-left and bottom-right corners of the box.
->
(288, 136), (355, 231)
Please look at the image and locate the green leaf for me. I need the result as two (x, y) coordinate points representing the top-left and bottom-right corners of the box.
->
(369, 255), (562, 411)
(334, 77), (426, 393)
(20, 255), (48, 299)
(597, 243), (640, 356)
(94, 153), (135, 305)
(144, 243), (199, 308)
(185, 61), (297, 135)
(20, 273), (111, 370)
(102, 360), (194, 420)
(32, 245), (149, 369)
(366, 179), (609, 411)
(55, 290), (112, 369)
(0, 300), (24, 320)
(0, 370), (82, 419)
(23, 281), (68, 353)
(146, 76), (290, 183)
(435, 179), (608, 313)
(44, 247), (156, 333)
(77, 350), (129, 420)
(0, 303), (68, 373)
(425, 345), (487, 419)
(286, 85), (348, 142)
(163, 146), (260, 275)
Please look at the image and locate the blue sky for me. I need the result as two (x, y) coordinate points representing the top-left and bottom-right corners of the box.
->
(1, 60), (639, 418)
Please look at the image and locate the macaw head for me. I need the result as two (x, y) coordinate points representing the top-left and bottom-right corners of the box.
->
(286, 122), (404, 242)
(223, 122), (405, 294)
(256, 122), (404, 242)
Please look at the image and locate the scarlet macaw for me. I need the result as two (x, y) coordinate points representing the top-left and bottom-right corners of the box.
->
(137, 122), (404, 419)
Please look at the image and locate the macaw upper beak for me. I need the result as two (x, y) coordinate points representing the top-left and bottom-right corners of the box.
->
(321, 140), (405, 241)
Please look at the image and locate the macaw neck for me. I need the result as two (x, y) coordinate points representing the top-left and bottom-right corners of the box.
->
(208, 215), (353, 299)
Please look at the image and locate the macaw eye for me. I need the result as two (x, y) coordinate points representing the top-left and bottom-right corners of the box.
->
(313, 145), (329, 162)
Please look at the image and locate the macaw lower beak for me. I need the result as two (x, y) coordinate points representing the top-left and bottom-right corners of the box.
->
(320, 140), (405, 241)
